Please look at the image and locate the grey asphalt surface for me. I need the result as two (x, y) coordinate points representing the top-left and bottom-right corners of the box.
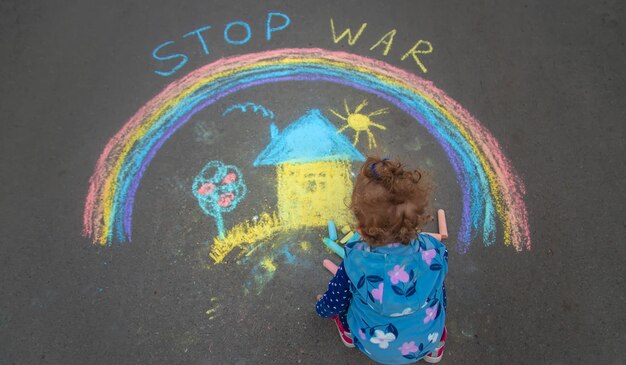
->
(1, 1), (624, 364)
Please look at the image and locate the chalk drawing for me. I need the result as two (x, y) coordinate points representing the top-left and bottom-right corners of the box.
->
(152, 41), (188, 77)
(210, 212), (280, 263)
(266, 12), (291, 41)
(330, 99), (387, 149)
(192, 161), (247, 239)
(254, 109), (362, 232)
(330, 18), (367, 46)
(400, 40), (433, 74)
(224, 21), (252, 45)
(253, 109), (364, 166)
(238, 239), (310, 295)
(83, 48), (530, 255)
(404, 136), (424, 152)
(183, 26), (212, 55)
(275, 160), (355, 228)
(222, 102), (275, 121)
(208, 109), (363, 263)
(152, 12), (291, 77)
(205, 297), (219, 320)
(369, 29), (397, 57)
(193, 120), (220, 145)
(330, 19), (432, 73)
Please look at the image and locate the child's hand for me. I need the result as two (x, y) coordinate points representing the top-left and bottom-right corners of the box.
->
(316, 294), (323, 301)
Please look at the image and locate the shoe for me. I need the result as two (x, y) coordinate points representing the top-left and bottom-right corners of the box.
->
(423, 326), (447, 363)
(331, 315), (355, 348)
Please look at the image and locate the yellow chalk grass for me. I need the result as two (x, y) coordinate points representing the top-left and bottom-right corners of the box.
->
(209, 212), (281, 263)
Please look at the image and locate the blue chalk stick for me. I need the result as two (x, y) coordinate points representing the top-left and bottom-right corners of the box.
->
(323, 238), (345, 259)
(327, 220), (338, 241)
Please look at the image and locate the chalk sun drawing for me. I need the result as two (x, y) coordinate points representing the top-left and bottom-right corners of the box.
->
(83, 48), (530, 255)
(330, 99), (388, 149)
(192, 161), (247, 239)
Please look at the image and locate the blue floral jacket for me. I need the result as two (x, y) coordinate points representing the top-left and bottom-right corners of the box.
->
(344, 234), (448, 364)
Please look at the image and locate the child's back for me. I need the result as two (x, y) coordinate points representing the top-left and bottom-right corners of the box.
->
(344, 234), (447, 363)
(316, 157), (448, 364)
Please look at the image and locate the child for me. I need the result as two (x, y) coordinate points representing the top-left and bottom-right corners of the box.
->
(316, 157), (448, 364)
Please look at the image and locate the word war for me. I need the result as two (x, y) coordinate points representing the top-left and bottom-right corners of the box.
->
(330, 18), (433, 73)
(153, 11), (291, 76)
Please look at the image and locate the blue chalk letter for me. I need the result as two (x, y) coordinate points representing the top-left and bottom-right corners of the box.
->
(224, 21), (251, 45)
(183, 25), (212, 55)
(152, 41), (188, 77)
(266, 12), (290, 41)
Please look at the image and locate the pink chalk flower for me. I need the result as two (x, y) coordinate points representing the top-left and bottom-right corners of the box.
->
(371, 283), (384, 303)
(421, 249), (436, 265)
(222, 172), (237, 184)
(423, 306), (438, 324)
(217, 193), (235, 207)
(388, 265), (409, 284)
(370, 330), (396, 349)
(197, 183), (215, 195)
(398, 341), (419, 355)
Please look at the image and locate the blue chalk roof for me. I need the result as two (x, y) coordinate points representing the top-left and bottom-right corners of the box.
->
(253, 109), (365, 166)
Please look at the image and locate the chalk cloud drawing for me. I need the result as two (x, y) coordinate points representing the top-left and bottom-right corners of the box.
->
(208, 109), (365, 263)
(330, 99), (388, 149)
(193, 161), (247, 239)
(223, 102), (275, 121)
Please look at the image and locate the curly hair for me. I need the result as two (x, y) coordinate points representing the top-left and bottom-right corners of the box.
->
(351, 156), (433, 246)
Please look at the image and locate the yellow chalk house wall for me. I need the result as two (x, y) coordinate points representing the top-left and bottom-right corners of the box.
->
(276, 160), (354, 229)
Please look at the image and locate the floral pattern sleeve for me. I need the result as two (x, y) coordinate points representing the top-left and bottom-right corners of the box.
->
(315, 262), (352, 317)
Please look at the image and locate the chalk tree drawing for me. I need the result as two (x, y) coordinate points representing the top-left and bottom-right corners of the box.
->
(193, 161), (247, 239)
(330, 99), (388, 149)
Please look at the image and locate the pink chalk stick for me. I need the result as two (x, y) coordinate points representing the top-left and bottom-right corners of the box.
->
(323, 259), (338, 275)
(437, 209), (448, 239)
(422, 209), (448, 241)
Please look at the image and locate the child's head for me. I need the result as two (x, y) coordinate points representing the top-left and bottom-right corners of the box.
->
(351, 156), (432, 246)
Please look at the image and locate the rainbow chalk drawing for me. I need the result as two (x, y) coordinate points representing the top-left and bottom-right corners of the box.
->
(83, 48), (530, 254)
(192, 161), (247, 239)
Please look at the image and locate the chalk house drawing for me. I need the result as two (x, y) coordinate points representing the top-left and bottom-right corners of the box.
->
(208, 109), (365, 263)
